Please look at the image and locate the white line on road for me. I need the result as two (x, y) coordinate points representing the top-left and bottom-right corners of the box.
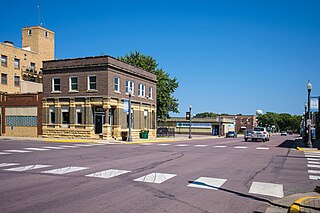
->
(304, 152), (320, 155)
(194, 145), (208, 147)
(59, 145), (79, 148)
(134, 173), (176, 184)
(249, 182), (284, 198)
(213, 146), (227, 148)
(307, 164), (320, 168)
(86, 169), (130, 179)
(234, 146), (247, 149)
(4, 164), (52, 172)
(157, 144), (171, 146)
(175, 144), (189, 147)
(305, 155), (320, 158)
(307, 158), (320, 161)
(188, 177), (227, 190)
(308, 161), (320, 165)
(309, 175), (320, 180)
(0, 163), (20, 167)
(73, 144), (94, 147)
(25, 148), (50, 151)
(42, 166), (88, 174)
(308, 170), (320, 174)
(4, 150), (32, 153)
(0, 152), (11, 155)
(256, 147), (270, 150)
(42, 146), (66, 150)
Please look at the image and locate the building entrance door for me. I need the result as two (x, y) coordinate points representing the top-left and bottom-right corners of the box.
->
(95, 113), (104, 134)
(109, 108), (115, 137)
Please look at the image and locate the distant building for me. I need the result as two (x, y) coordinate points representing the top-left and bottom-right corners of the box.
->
(231, 115), (257, 132)
(41, 56), (157, 139)
(0, 26), (54, 93)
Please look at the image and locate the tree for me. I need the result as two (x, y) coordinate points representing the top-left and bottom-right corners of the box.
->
(257, 112), (302, 132)
(118, 51), (179, 122)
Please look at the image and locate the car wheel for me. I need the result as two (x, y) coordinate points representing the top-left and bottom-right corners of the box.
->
(245, 138), (248, 142)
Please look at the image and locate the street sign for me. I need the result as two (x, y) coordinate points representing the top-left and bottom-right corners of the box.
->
(311, 98), (319, 112)
(307, 119), (312, 126)
(124, 100), (129, 113)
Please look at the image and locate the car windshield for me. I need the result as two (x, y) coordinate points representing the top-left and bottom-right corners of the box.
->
(254, 127), (264, 131)
(228, 131), (234, 134)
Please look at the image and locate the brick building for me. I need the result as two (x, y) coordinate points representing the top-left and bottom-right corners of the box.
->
(233, 115), (257, 132)
(0, 26), (54, 93)
(42, 56), (157, 139)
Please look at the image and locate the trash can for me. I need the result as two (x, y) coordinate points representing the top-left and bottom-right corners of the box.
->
(140, 130), (149, 139)
(121, 131), (128, 141)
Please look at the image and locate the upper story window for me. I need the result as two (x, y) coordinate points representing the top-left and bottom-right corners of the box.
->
(1, 55), (7, 67)
(148, 87), (153, 99)
(114, 77), (120, 92)
(138, 83), (145, 97)
(44, 31), (48, 38)
(27, 29), (32, 35)
(1, 73), (7, 85)
(52, 78), (61, 92)
(14, 76), (20, 87)
(14, 58), (20, 69)
(69, 77), (78, 91)
(30, 62), (35, 71)
(126, 80), (134, 95)
(88, 76), (97, 90)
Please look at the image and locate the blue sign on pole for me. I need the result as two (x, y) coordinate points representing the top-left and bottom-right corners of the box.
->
(311, 98), (319, 112)
(124, 100), (129, 113)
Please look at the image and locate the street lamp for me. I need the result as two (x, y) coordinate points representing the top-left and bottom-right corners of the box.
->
(128, 88), (133, 142)
(189, 105), (192, 139)
(307, 80), (312, 148)
(218, 113), (221, 137)
(304, 102), (307, 139)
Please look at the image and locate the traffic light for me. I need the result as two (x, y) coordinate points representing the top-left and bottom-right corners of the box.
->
(186, 112), (190, 120)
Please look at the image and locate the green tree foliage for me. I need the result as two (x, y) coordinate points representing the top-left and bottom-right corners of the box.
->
(194, 112), (229, 118)
(257, 112), (302, 132)
(118, 51), (179, 121)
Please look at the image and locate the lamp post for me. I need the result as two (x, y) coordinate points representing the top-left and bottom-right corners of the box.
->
(189, 105), (192, 139)
(128, 88), (133, 142)
(218, 113), (221, 137)
(307, 80), (312, 148)
(304, 102), (307, 139)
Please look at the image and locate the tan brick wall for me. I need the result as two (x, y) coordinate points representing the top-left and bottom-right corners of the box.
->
(5, 126), (38, 137)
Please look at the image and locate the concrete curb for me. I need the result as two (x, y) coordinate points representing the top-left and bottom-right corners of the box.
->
(289, 196), (320, 213)
(296, 147), (319, 151)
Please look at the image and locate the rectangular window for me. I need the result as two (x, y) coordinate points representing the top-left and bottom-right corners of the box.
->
(138, 84), (145, 97)
(76, 107), (82, 124)
(61, 107), (70, 125)
(30, 62), (35, 71)
(14, 58), (20, 69)
(88, 76), (97, 90)
(114, 77), (120, 92)
(27, 29), (32, 35)
(49, 107), (55, 124)
(52, 78), (60, 92)
(44, 31), (48, 38)
(14, 76), (20, 87)
(1, 55), (7, 67)
(126, 80), (134, 94)
(148, 87), (153, 99)
(69, 77), (78, 91)
(1, 73), (7, 85)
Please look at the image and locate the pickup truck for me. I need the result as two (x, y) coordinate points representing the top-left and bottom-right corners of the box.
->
(252, 127), (270, 142)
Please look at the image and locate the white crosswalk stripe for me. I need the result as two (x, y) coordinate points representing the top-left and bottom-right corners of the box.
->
(134, 173), (176, 184)
(194, 145), (208, 147)
(86, 169), (130, 179)
(308, 170), (320, 174)
(307, 158), (320, 161)
(304, 152), (320, 155)
(249, 181), (284, 198)
(309, 175), (320, 180)
(0, 163), (20, 167)
(157, 144), (171, 146)
(59, 145), (79, 148)
(188, 177), (227, 190)
(4, 150), (32, 153)
(73, 144), (95, 147)
(305, 155), (320, 158)
(4, 164), (51, 172)
(308, 164), (320, 168)
(42, 146), (66, 150)
(0, 152), (11, 155)
(308, 161), (320, 165)
(256, 147), (269, 150)
(42, 166), (88, 174)
(25, 148), (50, 151)
(234, 146), (247, 149)
(213, 145), (227, 148)
(175, 144), (188, 147)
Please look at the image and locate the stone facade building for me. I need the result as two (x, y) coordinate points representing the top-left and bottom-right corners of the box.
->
(0, 26), (54, 93)
(42, 56), (157, 139)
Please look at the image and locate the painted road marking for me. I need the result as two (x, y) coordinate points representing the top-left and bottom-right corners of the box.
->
(304, 152), (320, 155)
(234, 146), (247, 149)
(307, 158), (320, 161)
(4, 150), (32, 153)
(305, 155), (320, 159)
(249, 182), (284, 198)
(134, 173), (176, 184)
(4, 164), (51, 172)
(213, 146), (227, 148)
(0, 152), (11, 155)
(42, 146), (66, 150)
(59, 145), (79, 148)
(307, 164), (320, 168)
(25, 148), (50, 151)
(194, 145), (208, 147)
(42, 166), (88, 174)
(73, 144), (94, 147)
(140, 143), (152, 146)
(0, 163), (20, 167)
(175, 144), (189, 147)
(256, 147), (270, 150)
(86, 169), (130, 179)
(308, 161), (320, 165)
(157, 144), (171, 146)
(188, 177), (227, 190)
(308, 170), (320, 174)
(309, 175), (320, 180)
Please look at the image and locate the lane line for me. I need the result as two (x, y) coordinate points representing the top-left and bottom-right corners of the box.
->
(249, 181), (284, 198)
(4, 164), (52, 172)
(86, 169), (130, 179)
(188, 177), (227, 190)
(194, 145), (208, 147)
(134, 173), (176, 184)
(234, 146), (247, 149)
(4, 150), (32, 153)
(59, 145), (79, 148)
(0, 152), (11, 155)
(175, 144), (189, 147)
(42, 146), (66, 150)
(157, 144), (170, 146)
(256, 147), (270, 150)
(73, 144), (94, 147)
(0, 163), (20, 167)
(213, 146), (227, 148)
(42, 166), (88, 174)
(25, 148), (50, 151)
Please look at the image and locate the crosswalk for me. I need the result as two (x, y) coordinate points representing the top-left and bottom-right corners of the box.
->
(304, 151), (320, 180)
(0, 162), (284, 198)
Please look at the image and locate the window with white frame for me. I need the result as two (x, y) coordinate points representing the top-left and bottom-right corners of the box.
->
(138, 84), (145, 97)
(61, 106), (70, 126)
(76, 106), (82, 124)
(52, 78), (60, 92)
(88, 76), (97, 90)
(1, 55), (7, 67)
(114, 77), (120, 92)
(49, 107), (55, 124)
(27, 29), (32, 35)
(148, 87), (153, 99)
(126, 80), (134, 94)
(14, 58), (20, 69)
(14, 76), (20, 87)
(69, 77), (78, 91)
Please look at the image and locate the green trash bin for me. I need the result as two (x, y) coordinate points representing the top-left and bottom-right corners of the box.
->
(140, 130), (149, 139)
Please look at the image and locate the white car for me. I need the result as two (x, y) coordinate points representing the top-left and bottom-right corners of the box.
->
(252, 127), (270, 142)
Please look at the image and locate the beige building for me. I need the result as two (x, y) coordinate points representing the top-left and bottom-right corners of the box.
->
(0, 26), (54, 93)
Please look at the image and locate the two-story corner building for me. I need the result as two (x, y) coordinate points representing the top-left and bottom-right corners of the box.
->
(42, 56), (157, 139)
(0, 26), (54, 93)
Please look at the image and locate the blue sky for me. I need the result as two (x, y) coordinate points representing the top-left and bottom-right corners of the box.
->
(1, 0), (319, 116)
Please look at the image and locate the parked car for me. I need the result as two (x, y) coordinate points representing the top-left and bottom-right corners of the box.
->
(244, 130), (253, 142)
(252, 127), (270, 142)
(226, 131), (237, 138)
(281, 131), (287, 136)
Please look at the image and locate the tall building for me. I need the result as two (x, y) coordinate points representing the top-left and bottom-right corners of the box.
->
(0, 26), (54, 93)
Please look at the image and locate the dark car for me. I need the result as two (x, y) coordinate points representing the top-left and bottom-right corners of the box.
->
(226, 131), (237, 138)
(244, 130), (253, 142)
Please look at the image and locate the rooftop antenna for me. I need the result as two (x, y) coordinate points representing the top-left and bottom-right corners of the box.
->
(37, 0), (42, 26)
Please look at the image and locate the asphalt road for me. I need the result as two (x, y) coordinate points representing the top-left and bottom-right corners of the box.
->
(0, 135), (317, 213)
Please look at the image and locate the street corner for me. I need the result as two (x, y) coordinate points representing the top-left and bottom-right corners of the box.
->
(296, 147), (319, 151)
(289, 196), (320, 213)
